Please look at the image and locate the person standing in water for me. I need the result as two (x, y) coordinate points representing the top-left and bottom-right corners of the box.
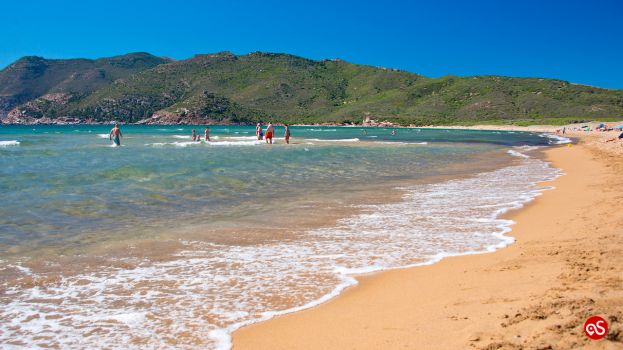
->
(109, 123), (123, 146)
(284, 124), (291, 144)
(391, 129), (396, 136)
(265, 122), (275, 144)
(256, 123), (264, 140)
(191, 129), (197, 141)
(204, 127), (211, 142)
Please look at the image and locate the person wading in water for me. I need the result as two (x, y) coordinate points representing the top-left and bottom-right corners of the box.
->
(109, 123), (123, 146)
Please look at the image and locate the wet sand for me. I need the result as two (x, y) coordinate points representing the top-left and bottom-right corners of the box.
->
(233, 129), (623, 349)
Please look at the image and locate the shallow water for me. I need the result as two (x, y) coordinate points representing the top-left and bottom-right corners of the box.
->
(0, 125), (566, 349)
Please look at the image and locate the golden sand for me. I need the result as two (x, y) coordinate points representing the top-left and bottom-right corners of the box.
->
(233, 127), (623, 349)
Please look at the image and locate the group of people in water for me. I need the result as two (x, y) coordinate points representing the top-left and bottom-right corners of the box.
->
(108, 122), (292, 146)
(255, 122), (291, 144)
(191, 128), (211, 142)
(188, 122), (291, 144)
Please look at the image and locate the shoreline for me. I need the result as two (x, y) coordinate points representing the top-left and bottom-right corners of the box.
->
(233, 131), (623, 349)
(1, 120), (620, 129)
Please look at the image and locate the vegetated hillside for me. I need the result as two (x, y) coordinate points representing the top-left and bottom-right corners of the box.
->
(2, 51), (622, 125)
(0, 52), (171, 118)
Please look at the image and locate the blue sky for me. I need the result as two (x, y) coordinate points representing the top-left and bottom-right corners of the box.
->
(1, 0), (621, 88)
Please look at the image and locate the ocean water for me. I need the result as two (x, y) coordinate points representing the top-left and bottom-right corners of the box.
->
(0, 125), (567, 349)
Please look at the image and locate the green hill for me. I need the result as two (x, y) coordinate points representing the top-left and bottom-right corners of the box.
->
(2, 51), (622, 125)
(0, 52), (171, 118)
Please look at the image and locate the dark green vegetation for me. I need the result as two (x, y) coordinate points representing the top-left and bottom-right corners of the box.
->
(1, 51), (622, 125)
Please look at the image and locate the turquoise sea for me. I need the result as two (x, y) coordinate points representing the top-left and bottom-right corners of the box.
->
(0, 125), (567, 349)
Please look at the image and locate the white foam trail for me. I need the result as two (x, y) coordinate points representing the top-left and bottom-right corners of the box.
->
(515, 145), (541, 152)
(539, 133), (571, 144)
(507, 150), (530, 158)
(0, 157), (561, 350)
(97, 134), (109, 138)
(0, 140), (20, 147)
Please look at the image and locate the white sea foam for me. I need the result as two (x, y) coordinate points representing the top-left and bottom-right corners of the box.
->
(515, 145), (541, 152)
(507, 149), (530, 158)
(0, 140), (20, 147)
(97, 134), (109, 138)
(0, 157), (561, 350)
(540, 133), (571, 144)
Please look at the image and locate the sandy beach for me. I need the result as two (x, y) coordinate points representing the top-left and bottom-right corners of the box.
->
(233, 126), (623, 349)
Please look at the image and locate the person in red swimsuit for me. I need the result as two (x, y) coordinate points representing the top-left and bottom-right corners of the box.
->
(265, 122), (275, 144)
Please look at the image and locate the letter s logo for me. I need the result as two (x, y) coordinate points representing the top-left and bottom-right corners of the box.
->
(594, 320), (606, 335)
(584, 316), (608, 340)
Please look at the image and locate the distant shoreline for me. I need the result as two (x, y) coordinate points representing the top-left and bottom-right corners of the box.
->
(1, 120), (620, 131)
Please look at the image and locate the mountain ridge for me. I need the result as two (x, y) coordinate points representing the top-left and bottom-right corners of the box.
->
(0, 52), (171, 119)
(1, 51), (622, 125)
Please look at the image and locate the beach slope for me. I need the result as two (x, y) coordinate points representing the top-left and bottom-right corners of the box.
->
(233, 139), (623, 349)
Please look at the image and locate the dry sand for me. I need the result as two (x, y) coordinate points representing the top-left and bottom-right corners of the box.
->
(233, 126), (623, 349)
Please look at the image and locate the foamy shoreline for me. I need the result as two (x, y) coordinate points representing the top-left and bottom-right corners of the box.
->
(233, 128), (623, 349)
(0, 129), (566, 350)
(1, 150), (559, 350)
(2, 124), (621, 349)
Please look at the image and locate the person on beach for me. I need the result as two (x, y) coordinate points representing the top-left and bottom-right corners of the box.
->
(265, 122), (275, 144)
(109, 123), (122, 146)
(204, 127), (211, 142)
(606, 131), (623, 142)
(191, 129), (197, 141)
(284, 124), (291, 144)
(256, 123), (264, 140)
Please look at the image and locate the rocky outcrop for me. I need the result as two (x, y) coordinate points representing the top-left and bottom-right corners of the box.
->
(1, 113), (94, 125)
(361, 116), (400, 127)
(3, 92), (73, 123)
(137, 112), (232, 125)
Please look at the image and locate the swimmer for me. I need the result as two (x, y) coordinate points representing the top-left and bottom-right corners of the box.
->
(109, 123), (122, 146)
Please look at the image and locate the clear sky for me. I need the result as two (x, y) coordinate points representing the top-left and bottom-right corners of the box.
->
(1, 0), (621, 88)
